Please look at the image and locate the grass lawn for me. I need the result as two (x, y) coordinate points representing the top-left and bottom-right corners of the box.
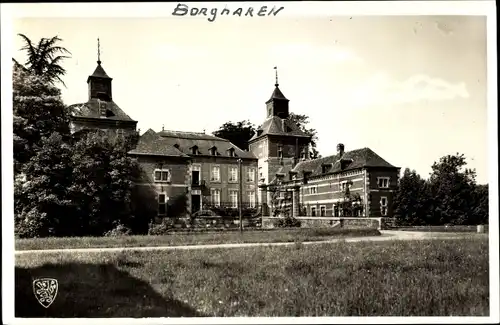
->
(396, 225), (487, 233)
(15, 237), (489, 317)
(15, 228), (380, 251)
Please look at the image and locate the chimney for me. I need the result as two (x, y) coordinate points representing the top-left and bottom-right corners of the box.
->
(337, 143), (345, 158)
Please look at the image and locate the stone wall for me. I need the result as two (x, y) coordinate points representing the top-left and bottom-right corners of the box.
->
(262, 216), (384, 230)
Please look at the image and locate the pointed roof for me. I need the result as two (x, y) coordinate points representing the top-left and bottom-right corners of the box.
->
(266, 85), (289, 103)
(249, 116), (310, 142)
(87, 63), (111, 82)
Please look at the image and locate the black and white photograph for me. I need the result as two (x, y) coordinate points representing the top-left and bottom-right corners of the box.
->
(1, 1), (498, 323)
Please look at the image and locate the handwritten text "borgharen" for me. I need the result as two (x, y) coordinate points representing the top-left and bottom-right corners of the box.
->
(172, 3), (285, 22)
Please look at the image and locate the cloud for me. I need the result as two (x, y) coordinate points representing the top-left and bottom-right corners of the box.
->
(269, 43), (363, 64)
(348, 72), (470, 108)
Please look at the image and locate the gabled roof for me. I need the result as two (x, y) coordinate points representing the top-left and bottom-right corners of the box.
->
(68, 99), (136, 122)
(157, 129), (256, 159)
(128, 129), (190, 157)
(266, 86), (289, 102)
(88, 63), (111, 79)
(292, 147), (398, 177)
(249, 116), (310, 142)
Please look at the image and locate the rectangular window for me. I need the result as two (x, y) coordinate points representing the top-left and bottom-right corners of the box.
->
(246, 167), (255, 182)
(158, 193), (167, 216)
(211, 188), (220, 207)
(378, 177), (390, 188)
(340, 181), (351, 191)
(229, 166), (238, 182)
(229, 190), (238, 208)
(309, 186), (317, 194)
(311, 206), (317, 217)
(278, 145), (283, 159)
(117, 129), (124, 137)
(320, 206), (326, 216)
(211, 166), (220, 182)
(154, 169), (170, 183)
(248, 191), (255, 208)
(380, 196), (388, 216)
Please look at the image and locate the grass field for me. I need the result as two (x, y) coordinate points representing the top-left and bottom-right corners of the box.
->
(15, 228), (380, 251)
(396, 225), (487, 233)
(15, 237), (489, 317)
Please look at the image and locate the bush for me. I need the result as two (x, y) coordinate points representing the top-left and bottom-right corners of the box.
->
(147, 220), (173, 235)
(273, 216), (301, 228)
(104, 223), (132, 237)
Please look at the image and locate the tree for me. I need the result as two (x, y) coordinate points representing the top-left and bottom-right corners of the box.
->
(470, 184), (489, 225)
(212, 120), (256, 151)
(15, 132), (74, 238)
(16, 34), (71, 86)
(68, 131), (140, 236)
(393, 168), (432, 226)
(13, 63), (71, 174)
(288, 113), (320, 159)
(428, 153), (477, 225)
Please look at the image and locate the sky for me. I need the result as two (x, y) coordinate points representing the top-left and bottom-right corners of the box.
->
(10, 10), (489, 184)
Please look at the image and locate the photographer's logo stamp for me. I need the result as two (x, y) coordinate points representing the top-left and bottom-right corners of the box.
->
(33, 278), (58, 308)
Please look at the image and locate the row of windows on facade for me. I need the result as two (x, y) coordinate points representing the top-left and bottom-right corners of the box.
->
(187, 146), (241, 157)
(306, 197), (389, 217)
(276, 146), (308, 160)
(301, 177), (391, 194)
(209, 188), (256, 208)
(154, 167), (256, 183)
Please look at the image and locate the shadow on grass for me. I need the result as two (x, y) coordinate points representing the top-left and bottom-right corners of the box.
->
(15, 262), (204, 317)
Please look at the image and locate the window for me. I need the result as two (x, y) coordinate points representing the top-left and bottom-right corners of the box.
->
(258, 167), (263, 179)
(300, 150), (306, 159)
(278, 145), (283, 159)
(117, 129), (124, 137)
(228, 148), (236, 157)
(247, 167), (255, 182)
(154, 169), (170, 183)
(380, 196), (388, 216)
(340, 181), (351, 192)
(99, 101), (106, 117)
(191, 146), (199, 155)
(378, 177), (390, 188)
(158, 193), (167, 216)
(210, 147), (218, 156)
(309, 186), (318, 194)
(211, 166), (220, 182)
(248, 191), (256, 208)
(311, 206), (317, 217)
(229, 166), (238, 182)
(320, 206), (326, 216)
(229, 190), (238, 208)
(211, 188), (220, 207)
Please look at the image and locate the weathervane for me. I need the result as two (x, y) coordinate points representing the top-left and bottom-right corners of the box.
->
(274, 66), (279, 86)
(97, 38), (101, 65)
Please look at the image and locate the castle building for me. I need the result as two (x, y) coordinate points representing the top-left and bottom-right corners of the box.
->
(250, 70), (400, 218)
(68, 44), (399, 220)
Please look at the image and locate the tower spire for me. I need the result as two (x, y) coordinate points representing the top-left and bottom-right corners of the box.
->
(274, 66), (279, 87)
(97, 37), (101, 65)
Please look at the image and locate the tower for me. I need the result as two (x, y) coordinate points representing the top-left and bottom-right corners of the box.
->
(87, 38), (113, 101)
(248, 67), (312, 186)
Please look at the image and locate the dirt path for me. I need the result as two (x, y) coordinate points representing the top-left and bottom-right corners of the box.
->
(14, 231), (482, 255)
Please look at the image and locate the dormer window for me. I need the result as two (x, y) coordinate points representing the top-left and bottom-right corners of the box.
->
(98, 100), (106, 117)
(227, 148), (237, 157)
(209, 146), (218, 156)
(300, 150), (306, 160)
(340, 158), (353, 170)
(322, 163), (333, 174)
(190, 145), (200, 155)
(174, 144), (180, 150)
(278, 145), (283, 159)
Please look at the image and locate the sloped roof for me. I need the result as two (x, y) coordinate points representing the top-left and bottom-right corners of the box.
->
(250, 116), (310, 141)
(292, 147), (398, 177)
(128, 129), (190, 157)
(267, 85), (289, 102)
(158, 129), (256, 159)
(89, 63), (111, 79)
(68, 99), (136, 122)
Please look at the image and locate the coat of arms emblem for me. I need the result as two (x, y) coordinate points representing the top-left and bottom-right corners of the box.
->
(33, 278), (58, 308)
